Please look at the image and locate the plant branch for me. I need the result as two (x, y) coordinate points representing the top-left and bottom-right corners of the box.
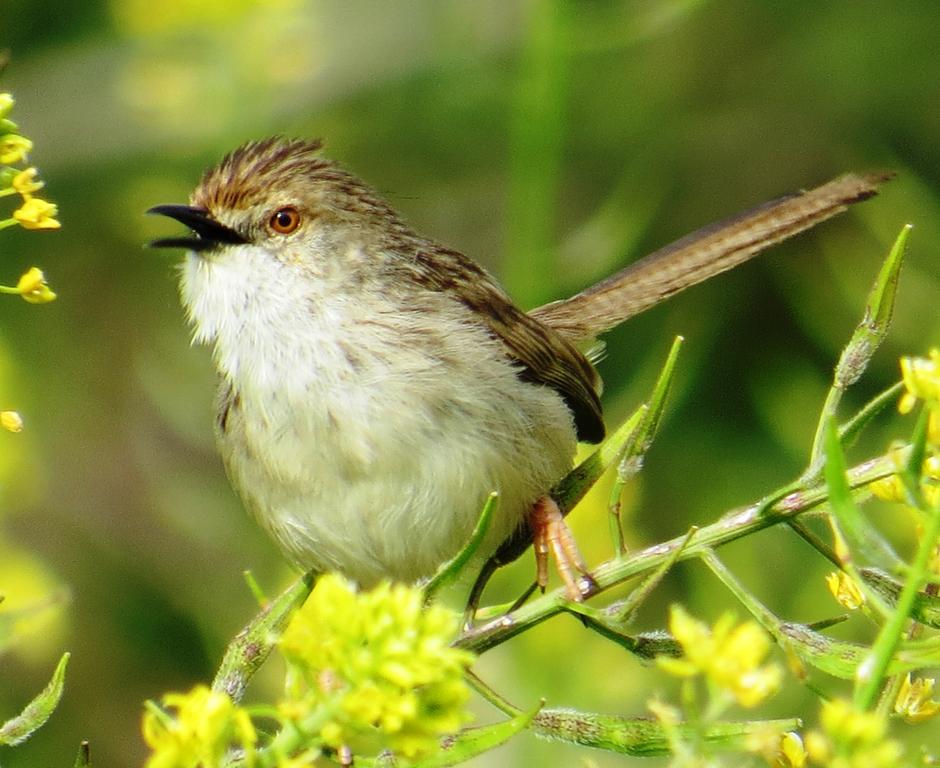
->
(457, 451), (897, 655)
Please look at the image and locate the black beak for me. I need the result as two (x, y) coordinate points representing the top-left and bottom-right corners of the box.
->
(147, 204), (247, 251)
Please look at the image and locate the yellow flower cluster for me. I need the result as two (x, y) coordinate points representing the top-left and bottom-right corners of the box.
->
(142, 685), (256, 768)
(657, 605), (782, 708)
(803, 698), (902, 768)
(1, 95), (59, 232)
(0, 92), (58, 309)
(279, 574), (475, 759)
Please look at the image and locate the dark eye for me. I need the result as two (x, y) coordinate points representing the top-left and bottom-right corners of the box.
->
(269, 206), (301, 234)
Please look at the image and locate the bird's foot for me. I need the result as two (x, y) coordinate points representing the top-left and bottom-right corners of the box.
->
(529, 495), (595, 601)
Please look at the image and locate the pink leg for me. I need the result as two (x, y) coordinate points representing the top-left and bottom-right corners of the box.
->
(528, 496), (594, 601)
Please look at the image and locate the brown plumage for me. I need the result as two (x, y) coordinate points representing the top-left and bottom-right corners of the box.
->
(152, 137), (891, 598)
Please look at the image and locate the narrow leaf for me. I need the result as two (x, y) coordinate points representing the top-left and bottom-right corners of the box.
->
(411, 705), (539, 767)
(833, 223), (910, 389)
(212, 573), (315, 701)
(632, 334), (684, 454)
(557, 336), (683, 516)
(609, 337), (683, 552)
(0, 652), (69, 746)
(901, 406), (931, 504)
(823, 419), (901, 572)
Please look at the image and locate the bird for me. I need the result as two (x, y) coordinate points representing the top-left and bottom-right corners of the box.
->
(148, 137), (889, 600)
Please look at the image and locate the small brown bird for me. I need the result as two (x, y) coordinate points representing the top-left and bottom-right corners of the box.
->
(149, 138), (888, 600)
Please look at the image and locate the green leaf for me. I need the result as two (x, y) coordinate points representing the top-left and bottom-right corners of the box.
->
(834, 223), (910, 389)
(409, 705), (539, 767)
(0, 652), (69, 746)
(556, 335), (683, 519)
(609, 336), (683, 553)
(212, 573), (315, 702)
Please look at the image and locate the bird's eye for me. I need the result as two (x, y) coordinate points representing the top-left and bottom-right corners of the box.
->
(269, 206), (301, 235)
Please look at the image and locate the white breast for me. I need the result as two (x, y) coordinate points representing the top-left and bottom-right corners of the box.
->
(180, 244), (578, 585)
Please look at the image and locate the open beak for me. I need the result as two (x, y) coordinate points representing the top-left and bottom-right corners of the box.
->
(147, 204), (247, 251)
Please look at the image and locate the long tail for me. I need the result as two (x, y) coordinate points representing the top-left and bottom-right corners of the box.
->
(530, 172), (893, 345)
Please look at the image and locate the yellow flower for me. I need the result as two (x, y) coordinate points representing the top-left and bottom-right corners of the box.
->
(279, 574), (474, 760)
(12, 167), (44, 196)
(869, 473), (904, 503)
(894, 673), (940, 724)
(0, 93), (13, 120)
(805, 698), (903, 768)
(774, 731), (806, 768)
(870, 446), (940, 507)
(16, 267), (57, 304)
(1, 410), (23, 432)
(899, 350), (940, 447)
(900, 350), (940, 407)
(142, 685), (256, 768)
(657, 605), (782, 707)
(0, 133), (32, 164)
(12, 196), (60, 230)
(826, 571), (865, 610)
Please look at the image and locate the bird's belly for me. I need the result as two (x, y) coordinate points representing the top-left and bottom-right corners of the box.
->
(218, 372), (578, 586)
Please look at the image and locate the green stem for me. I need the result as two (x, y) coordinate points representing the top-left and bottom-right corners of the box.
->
(698, 550), (782, 635)
(457, 451), (896, 655)
(808, 386), (845, 482)
(787, 518), (840, 567)
(466, 670), (520, 716)
(853, 488), (940, 709)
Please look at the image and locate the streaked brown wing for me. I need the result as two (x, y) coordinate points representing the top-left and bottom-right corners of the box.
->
(403, 244), (605, 443)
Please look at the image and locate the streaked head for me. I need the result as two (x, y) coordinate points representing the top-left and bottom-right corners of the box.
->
(147, 137), (411, 263)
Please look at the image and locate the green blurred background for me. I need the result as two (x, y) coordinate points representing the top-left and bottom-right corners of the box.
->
(2, 1), (939, 765)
